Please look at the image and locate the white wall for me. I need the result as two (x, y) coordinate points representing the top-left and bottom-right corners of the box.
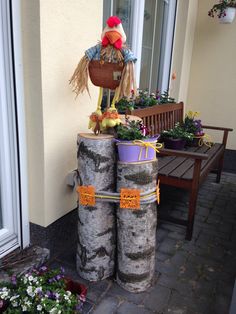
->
(22, 0), (103, 226)
(187, 0), (236, 149)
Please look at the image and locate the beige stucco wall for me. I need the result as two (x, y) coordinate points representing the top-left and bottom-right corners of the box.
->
(187, 0), (236, 149)
(22, 0), (103, 226)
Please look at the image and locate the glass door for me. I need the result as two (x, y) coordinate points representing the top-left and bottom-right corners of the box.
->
(0, 0), (21, 258)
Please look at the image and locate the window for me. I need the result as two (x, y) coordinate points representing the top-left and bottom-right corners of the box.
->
(0, 0), (29, 258)
(103, 0), (177, 93)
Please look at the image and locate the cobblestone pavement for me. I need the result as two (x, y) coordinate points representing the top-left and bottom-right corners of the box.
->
(48, 172), (236, 314)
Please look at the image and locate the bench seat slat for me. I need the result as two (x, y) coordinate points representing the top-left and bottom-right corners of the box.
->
(182, 143), (224, 180)
(165, 146), (207, 178)
(158, 146), (207, 178)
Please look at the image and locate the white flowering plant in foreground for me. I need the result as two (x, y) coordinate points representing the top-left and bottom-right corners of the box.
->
(0, 266), (86, 313)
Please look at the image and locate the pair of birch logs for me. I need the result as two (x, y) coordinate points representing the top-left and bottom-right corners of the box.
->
(77, 133), (158, 292)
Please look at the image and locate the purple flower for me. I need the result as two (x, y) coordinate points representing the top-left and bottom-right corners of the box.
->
(40, 266), (47, 272)
(11, 275), (17, 285)
(76, 303), (83, 311)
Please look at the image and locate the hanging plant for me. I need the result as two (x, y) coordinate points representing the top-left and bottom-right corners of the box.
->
(208, 0), (236, 23)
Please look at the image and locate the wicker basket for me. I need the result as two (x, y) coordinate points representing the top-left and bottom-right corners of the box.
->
(88, 60), (124, 90)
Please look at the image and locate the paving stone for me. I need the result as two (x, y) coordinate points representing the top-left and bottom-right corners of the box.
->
(157, 273), (177, 290)
(106, 282), (148, 305)
(158, 238), (179, 255)
(167, 231), (185, 241)
(156, 251), (173, 262)
(92, 296), (120, 314)
(156, 259), (180, 277)
(209, 294), (231, 314)
(156, 227), (169, 243)
(117, 301), (152, 314)
(170, 250), (188, 268)
(143, 284), (171, 312)
(87, 279), (112, 304)
(166, 291), (211, 314)
(81, 300), (94, 314)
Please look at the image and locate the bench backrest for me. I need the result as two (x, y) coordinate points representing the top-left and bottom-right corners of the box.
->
(130, 102), (184, 136)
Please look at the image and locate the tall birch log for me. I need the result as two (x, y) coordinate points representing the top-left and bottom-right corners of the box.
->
(76, 133), (116, 281)
(117, 160), (158, 292)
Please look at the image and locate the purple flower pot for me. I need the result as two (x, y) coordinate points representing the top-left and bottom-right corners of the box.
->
(164, 138), (186, 150)
(115, 136), (159, 162)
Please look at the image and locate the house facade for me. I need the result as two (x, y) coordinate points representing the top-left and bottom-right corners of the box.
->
(0, 0), (235, 258)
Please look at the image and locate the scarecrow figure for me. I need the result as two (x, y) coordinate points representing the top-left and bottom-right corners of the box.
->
(70, 16), (137, 134)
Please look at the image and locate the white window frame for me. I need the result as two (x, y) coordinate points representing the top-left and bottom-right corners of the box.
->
(0, 0), (29, 258)
(158, 0), (177, 93)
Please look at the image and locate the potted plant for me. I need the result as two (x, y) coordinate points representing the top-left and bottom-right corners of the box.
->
(116, 96), (135, 114)
(0, 266), (87, 313)
(182, 111), (204, 146)
(114, 118), (160, 162)
(208, 0), (236, 23)
(161, 123), (194, 150)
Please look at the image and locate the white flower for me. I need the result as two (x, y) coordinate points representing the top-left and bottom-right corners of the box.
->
(10, 295), (19, 301)
(28, 275), (34, 282)
(22, 305), (28, 311)
(55, 292), (60, 299)
(26, 285), (35, 298)
(37, 304), (43, 311)
(12, 301), (18, 307)
(66, 291), (72, 296)
(0, 288), (10, 300)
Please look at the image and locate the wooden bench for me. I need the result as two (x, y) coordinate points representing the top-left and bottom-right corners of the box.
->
(130, 102), (233, 240)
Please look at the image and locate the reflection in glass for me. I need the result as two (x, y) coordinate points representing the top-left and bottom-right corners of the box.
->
(139, 0), (156, 91)
(113, 0), (134, 46)
(140, 0), (166, 92)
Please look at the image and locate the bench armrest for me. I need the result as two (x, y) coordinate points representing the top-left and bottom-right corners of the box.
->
(159, 148), (208, 160)
(202, 125), (233, 132)
(202, 125), (233, 147)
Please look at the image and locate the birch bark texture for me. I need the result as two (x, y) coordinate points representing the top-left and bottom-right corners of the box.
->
(76, 133), (116, 281)
(116, 160), (158, 292)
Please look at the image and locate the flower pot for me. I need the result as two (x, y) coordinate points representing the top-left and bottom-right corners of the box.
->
(187, 134), (205, 147)
(0, 300), (8, 313)
(65, 278), (87, 301)
(164, 138), (186, 150)
(115, 136), (159, 162)
(219, 7), (236, 23)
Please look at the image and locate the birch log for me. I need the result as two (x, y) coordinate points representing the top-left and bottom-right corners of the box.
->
(117, 160), (158, 292)
(77, 133), (116, 281)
